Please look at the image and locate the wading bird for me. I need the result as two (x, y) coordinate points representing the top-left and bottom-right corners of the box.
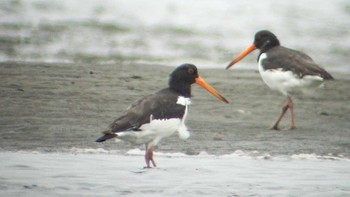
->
(226, 30), (333, 130)
(96, 64), (228, 167)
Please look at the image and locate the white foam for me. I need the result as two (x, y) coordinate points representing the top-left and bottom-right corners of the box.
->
(126, 148), (187, 157)
(69, 147), (111, 154)
(123, 148), (349, 161)
(290, 153), (347, 161)
(11, 148), (348, 161)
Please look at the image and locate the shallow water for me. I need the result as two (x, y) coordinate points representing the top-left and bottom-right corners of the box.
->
(1, 0), (350, 72)
(1, 151), (350, 197)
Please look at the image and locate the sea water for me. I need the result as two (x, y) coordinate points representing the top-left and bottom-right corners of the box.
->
(0, 0), (349, 72)
(1, 150), (349, 197)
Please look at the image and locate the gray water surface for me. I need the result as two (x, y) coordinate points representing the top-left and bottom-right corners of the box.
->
(1, 0), (349, 71)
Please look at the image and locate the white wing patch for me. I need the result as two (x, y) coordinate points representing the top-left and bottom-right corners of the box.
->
(177, 96), (192, 106)
(177, 96), (191, 140)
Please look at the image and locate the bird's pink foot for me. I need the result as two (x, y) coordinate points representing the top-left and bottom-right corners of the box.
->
(145, 147), (157, 168)
(289, 125), (296, 130)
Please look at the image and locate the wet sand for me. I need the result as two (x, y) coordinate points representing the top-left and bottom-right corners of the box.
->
(1, 152), (350, 197)
(0, 61), (349, 157)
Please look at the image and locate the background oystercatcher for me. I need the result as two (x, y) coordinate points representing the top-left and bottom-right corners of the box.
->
(96, 63), (228, 167)
(226, 30), (334, 130)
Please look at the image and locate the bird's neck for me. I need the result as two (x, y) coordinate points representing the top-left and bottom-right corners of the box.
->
(258, 41), (280, 62)
(169, 81), (192, 97)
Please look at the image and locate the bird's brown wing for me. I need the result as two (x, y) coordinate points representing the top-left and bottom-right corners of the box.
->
(263, 46), (334, 80)
(107, 88), (186, 134)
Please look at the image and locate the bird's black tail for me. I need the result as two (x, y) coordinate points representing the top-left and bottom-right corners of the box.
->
(320, 68), (335, 80)
(95, 132), (117, 142)
(324, 72), (335, 80)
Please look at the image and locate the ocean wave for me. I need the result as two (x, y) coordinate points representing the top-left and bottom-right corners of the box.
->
(1, 0), (348, 72)
(67, 147), (350, 161)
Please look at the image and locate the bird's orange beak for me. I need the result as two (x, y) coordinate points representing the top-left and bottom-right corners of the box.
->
(226, 44), (257, 70)
(195, 76), (229, 104)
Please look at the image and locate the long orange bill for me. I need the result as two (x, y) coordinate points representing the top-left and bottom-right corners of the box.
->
(225, 44), (257, 70)
(195, 76), (229, 104)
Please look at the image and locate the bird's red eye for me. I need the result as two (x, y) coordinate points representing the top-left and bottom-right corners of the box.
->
(188, 68), (194, 74)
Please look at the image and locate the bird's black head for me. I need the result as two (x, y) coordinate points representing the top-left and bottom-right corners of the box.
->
(170, 64), (199, 85)
(169, 63), (229, 103)
(254, 30), (280, 52)
(226, 30), (281, 70)
(169, 64), (198, 96)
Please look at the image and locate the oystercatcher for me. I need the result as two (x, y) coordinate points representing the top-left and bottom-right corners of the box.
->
(226, 30), (334, 130)
(96, 64), (228, 167)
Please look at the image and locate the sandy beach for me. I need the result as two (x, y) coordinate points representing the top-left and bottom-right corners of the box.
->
(0, 60), (350, 197)
(1, 61), (349, 157)
(1, 1), (350, 196)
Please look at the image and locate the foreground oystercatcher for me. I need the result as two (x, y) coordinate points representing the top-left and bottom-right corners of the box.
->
(226, 30), (334, 130)
(96, 64), (228, 167)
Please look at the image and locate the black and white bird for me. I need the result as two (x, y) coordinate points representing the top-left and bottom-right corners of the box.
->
(96, 64), (228, 168)
(226, 30), (334, 130)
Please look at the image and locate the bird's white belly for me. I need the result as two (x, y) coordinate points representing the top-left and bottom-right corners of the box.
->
(117, 118), (182, 145)
(258, 53), (324, 95)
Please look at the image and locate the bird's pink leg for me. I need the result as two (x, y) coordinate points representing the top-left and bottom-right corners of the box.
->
(145, 145), (157, 168)
(270, 98), (289, 130)
(287, 96), (296, 130)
